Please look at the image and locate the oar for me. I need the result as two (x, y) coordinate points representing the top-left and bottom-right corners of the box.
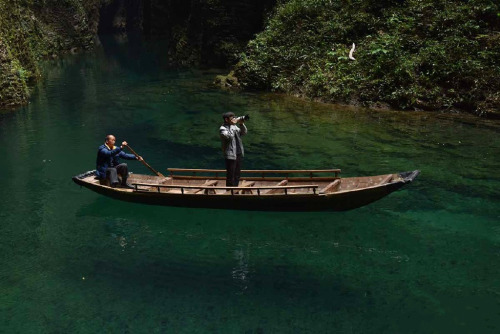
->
(124, 144), (164, 177)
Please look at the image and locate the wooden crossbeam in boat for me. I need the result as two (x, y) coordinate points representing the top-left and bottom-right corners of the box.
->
(192, 180), (218, 194)
(379, 174), (393, 185)
(320, 179), (341, 193)
(235, 180), (256, 194)
(241, 180), (255, 186)
(159, 177), (172, 184)
(262, 180), (288, 195)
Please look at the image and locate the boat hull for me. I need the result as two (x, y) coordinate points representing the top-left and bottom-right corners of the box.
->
(72, 170), (419, 211)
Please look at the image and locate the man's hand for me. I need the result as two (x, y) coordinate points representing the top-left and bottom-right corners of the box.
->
(122, 141), (128, 146)
(137, 156), (143, 161)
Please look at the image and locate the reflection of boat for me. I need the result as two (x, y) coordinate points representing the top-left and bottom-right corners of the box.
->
(72, 168), (420, 211)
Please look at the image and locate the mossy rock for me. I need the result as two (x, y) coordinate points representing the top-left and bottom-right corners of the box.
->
(214, 71), (240, 89)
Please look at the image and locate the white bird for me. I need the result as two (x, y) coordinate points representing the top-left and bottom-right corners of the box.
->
(349, 43), (356, 60)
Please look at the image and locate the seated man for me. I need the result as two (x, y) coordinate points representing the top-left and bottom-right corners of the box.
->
(96, 135), (143, 188)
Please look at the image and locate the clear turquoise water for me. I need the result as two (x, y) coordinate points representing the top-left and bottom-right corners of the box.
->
(1, 36), (499, 333)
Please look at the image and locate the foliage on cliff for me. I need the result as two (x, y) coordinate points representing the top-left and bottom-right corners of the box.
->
(0, 0), (100, 108)
(234, 0), (500, 116)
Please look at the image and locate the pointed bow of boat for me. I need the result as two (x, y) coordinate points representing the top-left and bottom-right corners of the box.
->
(399, 170), (420, 183)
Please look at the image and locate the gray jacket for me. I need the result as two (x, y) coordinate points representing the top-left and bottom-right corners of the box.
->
(219, 123), (247, 160)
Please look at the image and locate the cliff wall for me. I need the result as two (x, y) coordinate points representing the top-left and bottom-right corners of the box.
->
(0, 0), (100, 108)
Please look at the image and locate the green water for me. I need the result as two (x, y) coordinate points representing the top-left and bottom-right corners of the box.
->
(1, 37), (499, 333)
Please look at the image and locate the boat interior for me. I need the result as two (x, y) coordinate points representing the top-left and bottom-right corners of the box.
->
(77, 169), (402, 195)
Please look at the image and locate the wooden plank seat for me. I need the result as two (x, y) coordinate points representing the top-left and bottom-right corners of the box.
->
(262, 180), (288, 195)
(225, 180), (256, 194)
(192, 180), (218, 194)
(235, 180), (256, 194)
(320, 179), (341, 194)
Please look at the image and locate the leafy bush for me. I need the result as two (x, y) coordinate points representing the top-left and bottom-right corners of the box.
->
(235, 0), (500, 115)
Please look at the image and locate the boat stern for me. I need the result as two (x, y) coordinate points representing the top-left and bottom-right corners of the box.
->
(72, 170), (97, 186)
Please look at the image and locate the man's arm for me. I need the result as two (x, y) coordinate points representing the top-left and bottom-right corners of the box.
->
(118, 151), (139, 160)
(98, 146), (122, 157)
(239, 123), (247, 136)
(220, 126), (234, 140)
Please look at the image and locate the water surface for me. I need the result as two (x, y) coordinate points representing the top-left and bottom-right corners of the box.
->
(1, 36), (499, 333)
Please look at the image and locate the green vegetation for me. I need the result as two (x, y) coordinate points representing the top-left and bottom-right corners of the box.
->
(0, 0), (100, 108)
(234, 0), (500, 116)
(2, 0), (499, 116)
(0, 0), (274, 107)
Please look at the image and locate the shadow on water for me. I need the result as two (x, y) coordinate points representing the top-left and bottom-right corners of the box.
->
(66, 200), (372, 330)
(65, 196), (500, 333)
(87, 243), (357, 305)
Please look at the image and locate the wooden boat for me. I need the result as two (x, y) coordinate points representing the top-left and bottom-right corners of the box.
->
(72, 168), (419, 211)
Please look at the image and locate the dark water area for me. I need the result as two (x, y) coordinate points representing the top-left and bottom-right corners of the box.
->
(1, 36), (499, 333)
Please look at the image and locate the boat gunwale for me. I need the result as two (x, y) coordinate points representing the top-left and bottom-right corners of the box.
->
(132, 182), (320, 195)
(132, 183), (319, 191)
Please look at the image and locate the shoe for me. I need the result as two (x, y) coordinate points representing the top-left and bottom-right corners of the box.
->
(120, 183), (135, 190)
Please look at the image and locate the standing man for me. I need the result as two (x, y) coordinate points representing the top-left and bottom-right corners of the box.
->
(96, 135), (143, 189)
(220, 112), (247, 187)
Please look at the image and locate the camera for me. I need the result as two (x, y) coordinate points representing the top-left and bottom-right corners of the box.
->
(236, 114), (250, 122)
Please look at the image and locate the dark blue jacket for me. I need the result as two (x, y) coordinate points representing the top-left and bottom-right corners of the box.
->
(96, 144), (137, 179)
